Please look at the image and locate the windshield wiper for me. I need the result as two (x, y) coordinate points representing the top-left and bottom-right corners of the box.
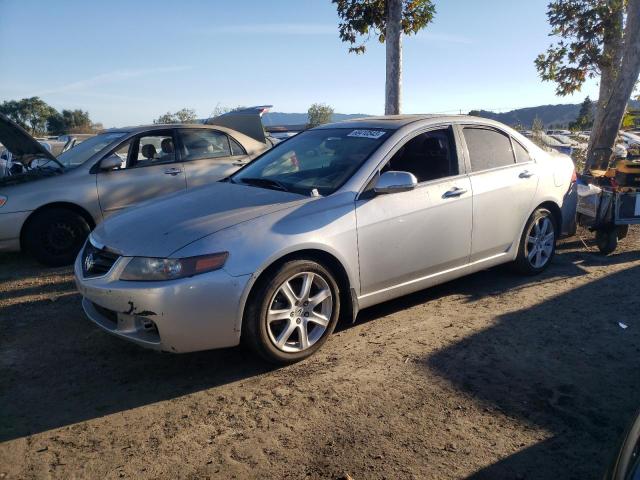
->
(239, 177), (290, 192)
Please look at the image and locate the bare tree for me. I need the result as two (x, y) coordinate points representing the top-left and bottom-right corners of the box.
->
(385, 0), (402, 114)
(333, 0), (435, 115)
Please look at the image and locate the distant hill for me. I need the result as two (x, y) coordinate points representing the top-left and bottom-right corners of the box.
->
(259, 100), (640, 129)
(470, 99), (640, 128)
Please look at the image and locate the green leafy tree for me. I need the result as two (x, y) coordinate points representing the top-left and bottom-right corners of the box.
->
(48, 109), (97, 134)
(307, 103), (334, 128)
(0, 97), (56, 135)
(536, 0), (640, 172)
(570, 96), (594, 131)
(154, 108), (197, 124)
(0, 98), (100, 135)
(175, 108), (197, 123)
(333, 0), (435, 115)
(154, 112), (177, 124)
(46, 112), (66, 135)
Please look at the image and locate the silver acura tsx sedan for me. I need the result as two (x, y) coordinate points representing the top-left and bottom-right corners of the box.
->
(75, 115), (576, 364)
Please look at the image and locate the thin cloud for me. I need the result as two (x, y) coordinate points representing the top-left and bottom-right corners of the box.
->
(35, 66), (192, 96)
(199, 24), (336, 35)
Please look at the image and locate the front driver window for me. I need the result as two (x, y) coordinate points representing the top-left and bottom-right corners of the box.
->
(135, 134), (175, 167)
(104, 133), (175, 170)
(382, 128), (459, 182)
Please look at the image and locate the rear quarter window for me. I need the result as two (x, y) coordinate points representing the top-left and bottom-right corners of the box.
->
(512, 139), (531, 163)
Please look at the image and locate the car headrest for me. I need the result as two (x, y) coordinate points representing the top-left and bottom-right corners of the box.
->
(161, 138), (174, 153)
(325, 138), (345, 153)
(141, 144), (157, 159)
(189, 138), (211, 152)
(423, 137), (446, 154)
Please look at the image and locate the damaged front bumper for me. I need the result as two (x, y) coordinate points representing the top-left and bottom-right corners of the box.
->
(74, 253), (251, 353)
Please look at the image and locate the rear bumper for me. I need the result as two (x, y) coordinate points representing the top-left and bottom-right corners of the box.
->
(0, 210), (30, 252)
(74, 253), (251, 353)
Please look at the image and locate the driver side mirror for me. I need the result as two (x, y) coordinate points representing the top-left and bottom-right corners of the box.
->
(100, 154), (123, 171)
(374, 171), (418, 194)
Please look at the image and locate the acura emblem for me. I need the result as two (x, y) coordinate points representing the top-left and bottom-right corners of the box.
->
(84, 252), (95, 272)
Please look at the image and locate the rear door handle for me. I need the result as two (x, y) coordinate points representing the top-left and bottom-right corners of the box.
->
(164, 167), (182, 176)
(443, 187), (468, 198)
(519, 170), (535, 178)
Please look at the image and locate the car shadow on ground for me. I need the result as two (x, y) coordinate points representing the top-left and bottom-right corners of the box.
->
(421, 262), (640, 479)
(0, 290), (276, 442)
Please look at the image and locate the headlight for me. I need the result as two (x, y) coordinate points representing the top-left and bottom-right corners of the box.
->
(0, 195), (6, 208)
(120, 252), (228, 281)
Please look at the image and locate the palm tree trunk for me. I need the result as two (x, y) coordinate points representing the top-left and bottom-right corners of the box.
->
(385, 0), (403, 115)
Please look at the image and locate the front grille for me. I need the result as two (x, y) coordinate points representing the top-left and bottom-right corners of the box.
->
(82, 240), (120, 278)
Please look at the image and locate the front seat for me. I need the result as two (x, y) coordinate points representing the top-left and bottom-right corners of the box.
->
(421, 137), (451, 180)
(140, 144), (157, 164)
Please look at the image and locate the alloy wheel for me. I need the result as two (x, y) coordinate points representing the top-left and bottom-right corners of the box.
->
(266, 272), (333, 353)
(525, 215), (555, 269)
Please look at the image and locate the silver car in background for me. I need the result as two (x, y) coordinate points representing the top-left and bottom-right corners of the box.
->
(75, 115), (576, 364)
(0, 109), (271, 265)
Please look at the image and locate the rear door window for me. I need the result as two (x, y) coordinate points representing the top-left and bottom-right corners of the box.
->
(179, 129), (231, 161)
(463, 127), (515, 172)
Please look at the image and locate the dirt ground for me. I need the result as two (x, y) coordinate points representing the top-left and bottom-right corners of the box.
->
(1, 228), (639, 479)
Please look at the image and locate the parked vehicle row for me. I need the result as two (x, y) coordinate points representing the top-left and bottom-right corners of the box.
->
(73, 115), (577, 363)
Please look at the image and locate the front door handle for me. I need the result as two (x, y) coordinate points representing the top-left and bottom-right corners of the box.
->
(519, 170), (535, 178)
(164, 167), (182, 176)
(443, 187), (468, 198)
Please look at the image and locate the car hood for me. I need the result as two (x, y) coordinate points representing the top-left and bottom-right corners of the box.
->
(91, 182), (306, 257)
(0, 113), (61, 167)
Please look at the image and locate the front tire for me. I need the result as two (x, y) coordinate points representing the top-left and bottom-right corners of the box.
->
(23, 208), (90, 267)
(513, 208), (556, 275)
(243, 260), (340, 364)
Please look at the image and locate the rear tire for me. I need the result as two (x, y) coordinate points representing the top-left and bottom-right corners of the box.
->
(596, 229), (618, 255)
(242, 260), (340, 364)
(513, 207), (557, 275)
(616, 224), (629, 241)
(23, 208), (90, 267)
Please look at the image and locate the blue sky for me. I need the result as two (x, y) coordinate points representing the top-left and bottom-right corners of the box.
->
(0, 0), (599, 127)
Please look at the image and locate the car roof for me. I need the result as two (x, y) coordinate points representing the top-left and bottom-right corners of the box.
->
(104, 123), (217, 134)
(315, 114), (495, 130)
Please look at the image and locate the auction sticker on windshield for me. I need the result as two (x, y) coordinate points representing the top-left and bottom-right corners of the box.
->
(347, 129), (386, 139)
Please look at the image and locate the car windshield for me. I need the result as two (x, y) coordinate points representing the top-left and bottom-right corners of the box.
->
(231, 128), (389, 196)
(56, 132), (127, 168)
